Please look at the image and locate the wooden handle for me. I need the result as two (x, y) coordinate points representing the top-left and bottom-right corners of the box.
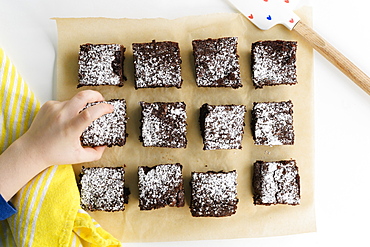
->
(293, 20), (370, 95)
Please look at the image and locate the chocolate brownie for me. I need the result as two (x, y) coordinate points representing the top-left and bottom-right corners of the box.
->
(78, 43), (126, 88)
(251, 40), (297, 88)
(138, 163), (185, 210)
(79, 166), (128, 212)
(80, 99), (128, 147)
(190, 170), (238, 217)
(132, 40), (182, 89)
(251, 100), (294, 146)
(253, 160), (300, 205)
(192, 37), (242, 88)
(140, 102), (187, 148)
(200, 104), (246, 150)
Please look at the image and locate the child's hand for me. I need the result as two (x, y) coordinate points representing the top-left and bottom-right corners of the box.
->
(20, 90), (114, 168)
(0, 90), (113, 201)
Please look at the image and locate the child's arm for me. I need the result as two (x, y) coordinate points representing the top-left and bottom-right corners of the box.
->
(0, 90), (113, 202)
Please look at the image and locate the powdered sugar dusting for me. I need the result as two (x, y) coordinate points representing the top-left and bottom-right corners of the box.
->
(133, 41), (182, 88)
(202, 104), (246, 150)
(80, 167), (125, 212)
(192, 37), (241, 88)
(252, 40), (297, 88)
(138, 164), (184, 210)
(190, 171), (238, 217)
(253, 160), (300, 205)
(78, 44), (124, 87)
(81, 99), (127, 147)
(252, 100), (294, 146)
(140, 102), (187, 148)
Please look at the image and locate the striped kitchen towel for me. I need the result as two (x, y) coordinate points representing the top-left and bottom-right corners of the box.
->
(0, 48), (121, 247)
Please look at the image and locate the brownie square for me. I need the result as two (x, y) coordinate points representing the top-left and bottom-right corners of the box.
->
(190, 170), (238, 217)
(132, 40), (182, 89)
(138, 163), (185, 210)
(251, 40), (297, 88)
(192, 37), (242, 88)
(80, 99), (128, 147)
(78, 43), (126, 88)
(253, 160), (300, 205)
(251, 100), (294, 146)
(140, 102), (187, 148)
(200, 104), (246, 150)
(79, 166), (128, 212)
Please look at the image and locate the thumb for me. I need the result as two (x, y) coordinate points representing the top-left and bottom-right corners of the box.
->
(78, 146), (107, 163)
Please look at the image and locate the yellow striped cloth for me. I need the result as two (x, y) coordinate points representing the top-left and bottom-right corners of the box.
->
(0, 48), (122, 247)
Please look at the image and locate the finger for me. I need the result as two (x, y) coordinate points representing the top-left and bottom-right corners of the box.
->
(65, 90), (106, 114)
(78, 146), (107, 163)
(70, 102), (114, 134)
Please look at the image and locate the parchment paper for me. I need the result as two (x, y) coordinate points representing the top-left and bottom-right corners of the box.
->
(55, 7), (315, 242)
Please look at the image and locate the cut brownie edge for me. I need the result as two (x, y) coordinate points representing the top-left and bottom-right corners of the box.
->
(199, 104), (210, 143)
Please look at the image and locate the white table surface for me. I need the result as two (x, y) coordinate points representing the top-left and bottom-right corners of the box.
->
(1, 0), (369, 246)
